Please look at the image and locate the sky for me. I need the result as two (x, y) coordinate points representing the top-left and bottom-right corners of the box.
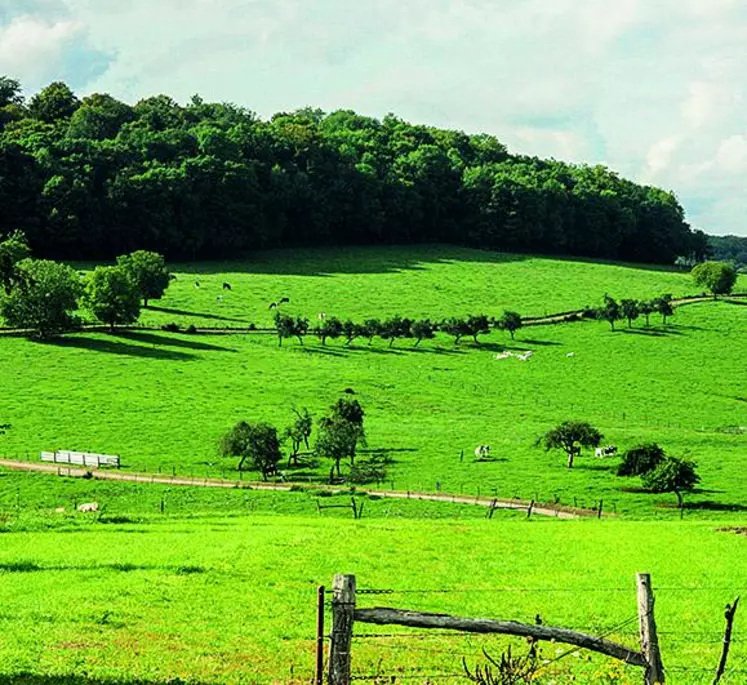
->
(1, 0), (745, 236)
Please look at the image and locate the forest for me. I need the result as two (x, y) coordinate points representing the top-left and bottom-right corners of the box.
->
(0, 77), (709, 264)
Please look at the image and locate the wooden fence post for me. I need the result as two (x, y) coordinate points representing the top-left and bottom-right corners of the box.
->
(328, 574), (356, 685)
(637, 573), (665, 684)
(315, 585), (326, 685)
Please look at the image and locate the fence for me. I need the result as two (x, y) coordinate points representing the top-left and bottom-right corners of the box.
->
(319, 574), (743, 685)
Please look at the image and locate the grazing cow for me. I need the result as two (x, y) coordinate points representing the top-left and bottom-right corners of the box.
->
(194, 281), (200, 288)
(517, 351), (534, 361)
(278, 297), (290, 304)
(474, 444), (491, 459)
(222, 282), (232, 291)
(566, 352), (576, 358)
(77, 502), (99, 513)
(318, 312), (327, 320)
(343, 388), (356, 394)
(595, 445), (618, 458)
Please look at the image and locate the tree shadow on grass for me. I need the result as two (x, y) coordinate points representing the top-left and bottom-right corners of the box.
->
(671, 501), (747, 513)
(147, 304), (248, 324)
(0, 674), (209, 684)
(723, 298), (747, 307)
(48, 337), (196, 361)
(0, 561), (206, 574)
(574, 462), (617, 472)
(517, 339), (563, 347)
(620, 328), (686, 337)
(114, 331), (236, 353)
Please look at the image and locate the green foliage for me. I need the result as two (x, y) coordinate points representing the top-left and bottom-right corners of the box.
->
(642, 456), (701, 509)
(540, 421), (603, 469)
(116, 250), (171, 306)
(620, 299), (640, 328)
(316, 398), (367, 477)
(0, 83), (703, 265)
(411, 319), (435, 346)
(342, 319), (367, 345)
(27, 82), (80, 123)
(597, 295), (622, 330)
(219, 420), (281, 479)
(0, 230), (31, 293)
(691, 261), (739, 296)
(84, 265), (141, 330)
(638, 300), (655, 326)
(0, 258), (82, 338)
(284, 408), (313, 466)
(379, 315), (412, 347)
(497, 310), (522, 339)
(466, 314), (491, 343)
(316, 315), (343, 345)
(441, 317), (471, 344)
(653, 294), (675, 324)
(709, 234), (747, 268)
(617, 443), (666, 477)
(273, 311), (309, 346)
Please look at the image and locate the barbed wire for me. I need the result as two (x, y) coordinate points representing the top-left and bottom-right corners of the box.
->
(358, 585), (746, 596)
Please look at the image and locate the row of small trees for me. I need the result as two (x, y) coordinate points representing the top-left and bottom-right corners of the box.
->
(539, 420), (700, 509)
(219, 398), (369, 481)
(273, 311), (524, 347)
(594, 293), (675, 331)
(0, 231), (171, 338)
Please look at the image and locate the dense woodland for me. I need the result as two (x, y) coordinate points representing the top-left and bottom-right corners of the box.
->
(708, 234), (747, 268)
(0, 77), (709, 264)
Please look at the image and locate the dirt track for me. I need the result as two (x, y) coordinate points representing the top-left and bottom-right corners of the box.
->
(0, 458), (582, 519)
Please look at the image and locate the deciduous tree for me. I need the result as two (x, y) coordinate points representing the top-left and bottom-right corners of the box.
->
(539, 420), (603, 469)
(691, 261), (738, 297)
(220, 421), (281, 479)
(84, 265), (141, 331)
(642, 457), (700, 511)
(116, 250), (171, 307)
(0, 258), (82, 338)
(597, 295), (622, 331)
(497, 311), (522, 339)
(620, 299), (640, 328)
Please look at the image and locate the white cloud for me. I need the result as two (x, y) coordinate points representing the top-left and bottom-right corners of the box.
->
(2, 0), (746, 235)
(0, 15), (83, 85)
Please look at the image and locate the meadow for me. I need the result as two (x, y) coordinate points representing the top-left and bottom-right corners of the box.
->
(1, 245), (746, 683)
(0, 246), (745, 518)
(0, 509), (745, 684)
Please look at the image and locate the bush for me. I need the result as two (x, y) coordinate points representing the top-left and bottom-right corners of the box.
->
(348, 457), (388, 484)
(161, 322), (181, 332)
(185, 324), (197, 334)
(617, 443), (666, 477)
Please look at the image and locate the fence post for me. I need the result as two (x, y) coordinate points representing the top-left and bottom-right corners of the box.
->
(328, 574), (356, 685)
(637, 573), (665, 684)
(315, 585), (326, 685)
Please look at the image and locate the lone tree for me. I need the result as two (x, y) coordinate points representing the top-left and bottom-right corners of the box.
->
(643, 456), (700, 512)
(273, 311), (309, 346)
(283, 407), (313, 467)
(0, 259), (83, 339)
(539, 420), (603, 469)
(116, 250), (171, 307)
(411, 319), (435, 346)
(692, 261), (738, 297)
(220, 421), (281, 480)
(315, 398), (366, 477)
(617, 443), (665, 477)
(84, 265), (141, 331)
(497, 310), (522, 340)
(597, 295), (622, 331)
(653, 294), (675, 325)
(0, 230), (31, 294)
(639, 300), (655, 326)
(620, 299), (640, 328)
(316, 315), (343, 345)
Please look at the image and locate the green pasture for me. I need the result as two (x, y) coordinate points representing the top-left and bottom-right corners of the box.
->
(0, 297), (744, 518)
(128, 245), (746, 328)
(0, 513), (745, 684)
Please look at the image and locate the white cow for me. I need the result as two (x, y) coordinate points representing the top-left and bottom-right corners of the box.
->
(595, 445), (618, 458)
(474, 445), (491, 459)
(77, 502), (99, 513)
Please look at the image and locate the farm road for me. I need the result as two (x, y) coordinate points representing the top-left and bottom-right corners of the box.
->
(0, 459), (580, 519)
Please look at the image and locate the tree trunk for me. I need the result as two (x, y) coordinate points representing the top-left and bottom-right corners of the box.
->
(388, 338), (394, 348)
(297, 336), (304, 345)
(510, 330), (515, 340)
(278, 336), (283, 347)
(645, 314), (650, 326)
(567, 450), (575, 469)
(414, 338), (421, 347)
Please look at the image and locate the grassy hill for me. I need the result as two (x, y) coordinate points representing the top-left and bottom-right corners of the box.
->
(0, 246), (745, 519)
(0, 509), (744, 684)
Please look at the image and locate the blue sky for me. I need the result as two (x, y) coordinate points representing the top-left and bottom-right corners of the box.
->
(1, 0), (745, 236)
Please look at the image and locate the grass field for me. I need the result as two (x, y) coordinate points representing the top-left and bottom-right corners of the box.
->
(0, 291), (744, 517)
(1, 246), (746, 684)
(0, 510), (745, 684)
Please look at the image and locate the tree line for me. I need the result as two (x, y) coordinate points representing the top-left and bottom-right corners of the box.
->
(0, 76), (709, 265)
